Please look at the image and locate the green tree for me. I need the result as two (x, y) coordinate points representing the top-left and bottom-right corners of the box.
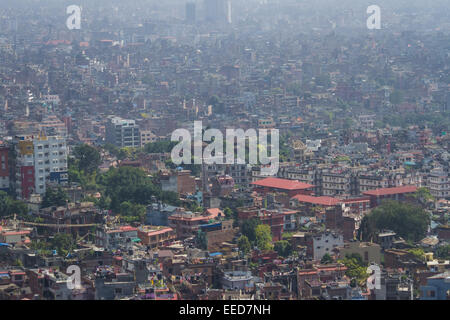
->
(321, 253), (333, 264)
(358, 200), (430, 242)
(255, 224), (273, 251)
(338, 253), (368, 284)
(73, 144), (101, 174)
(237, 235), (251, 254)
(97, 166), (158, 211)
(274, 240), (292, 257)
(224, 207), (233, 219)
(411, 187), (435, 204)
(51, 233), (76, 256)
(97, 196), (111, 210)
(41, 187), (68, 208)
(144, 140), (177, 153)
(0, 191), (27, 217)
(408, 248), (426, 262)
(240, 218), (261, 243)
(119, 201), (146, 218)
(435, 245), (450, 260)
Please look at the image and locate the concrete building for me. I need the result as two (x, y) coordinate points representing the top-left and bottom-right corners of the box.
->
(137, 226), (176, 249)
(204, 0), (231, 24)
(420, 272), (450, 300)
(311, 231), (344, 261)
(186, 2), (196, 24)
(0, 144), (9, 192)
(427, 168), (450, 199)
(106, 116), (140, 148)
(338, 242), (382, 265)
(140, 130), (158, 147)
(13, 134), (68, 199)
(222, 271), (254, 290)
(32, 135), (68, 195)
(95, 226), (138, 250)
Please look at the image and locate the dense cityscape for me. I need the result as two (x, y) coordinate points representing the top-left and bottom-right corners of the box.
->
(0, 0), (449, 301)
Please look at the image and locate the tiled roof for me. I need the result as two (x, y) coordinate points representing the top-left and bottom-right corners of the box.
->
(363, 185), (417, 196)
(291, 194), (340, 206)
(251, 177), (314, 190)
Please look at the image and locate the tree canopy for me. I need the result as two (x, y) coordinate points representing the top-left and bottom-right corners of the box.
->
(274, 240), (292, 257)
(320, 253), (333, 264)
(96, 166), (181, 215)
(358, 200), (430, 242)
(255, 224), (273, 251)
(237, 235), (251, 255)
(73, 144), (101, 174)
(0, 191), (27, 217)
(240, 218), (261, 243)
(338, 253), (368, 285)
(41, 187), (69, 208)
(144, 140), (177, 154)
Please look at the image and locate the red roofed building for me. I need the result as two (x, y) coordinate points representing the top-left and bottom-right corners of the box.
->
(137, 226), (176, 249)
(341, 197), (371, 215)
(297, 263), (347, 298)
(168, 209), (222, 239)
(251, 177), (314, 197)
(290, 194), (340, 207)
(363, 186), (417, 208)
(0, 229), (31, 244)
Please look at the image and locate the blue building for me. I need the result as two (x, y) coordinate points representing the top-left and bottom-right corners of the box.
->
(420, 272), (450, 300)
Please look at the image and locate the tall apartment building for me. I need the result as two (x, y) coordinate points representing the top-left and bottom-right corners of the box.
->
(186, 2), (196, 24)
(0, 144), (10, 192)
(106, 116), (141, 148)
(33, 135), (68, 194)
(204, 0), (231, 24)
(322, 170), (357, 197)
(14, 134), (68, 200)
(427, 168), (450, 199)
(14, 135), (35, 199)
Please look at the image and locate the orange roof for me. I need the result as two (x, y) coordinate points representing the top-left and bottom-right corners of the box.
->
(363, 185), (417, 196)
(205, 208), (223, 218)
(291, 194), (340, 206)
(139, 227), (173, 236)
(251, 177), (314, 190)
(2, 230), (31, 236)
(168, 214), (213, 222)
(107, 226), (137, 233)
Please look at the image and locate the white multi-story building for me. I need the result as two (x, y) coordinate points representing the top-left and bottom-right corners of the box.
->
(14, 134), (68, 199)
(312, 231), (344, 261)
(427, 168), (450, 199)
(106, 116), (140, 148)
(33, 135), (68, 195)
